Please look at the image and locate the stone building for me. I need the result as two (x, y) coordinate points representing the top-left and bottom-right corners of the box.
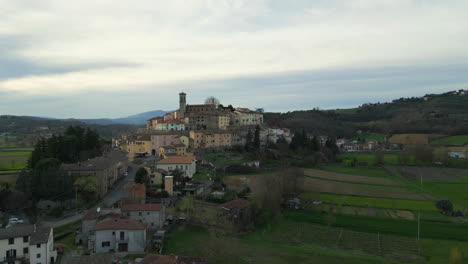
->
(156, 156), (196, 178)
(93, 217), (146, 253)
(121, 204), (165, 229)
(61, 150), (128, 197)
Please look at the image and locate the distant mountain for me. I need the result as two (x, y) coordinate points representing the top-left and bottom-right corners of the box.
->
(67, 110), (169, 125)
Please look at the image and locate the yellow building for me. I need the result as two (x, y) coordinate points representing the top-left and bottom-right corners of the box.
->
(189, 130), (232, 149)
(124, 135), (152, 160)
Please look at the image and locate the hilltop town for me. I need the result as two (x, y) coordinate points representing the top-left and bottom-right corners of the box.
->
(0, 90), (468, 264)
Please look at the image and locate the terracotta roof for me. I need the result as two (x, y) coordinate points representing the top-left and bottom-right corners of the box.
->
(160, 120), (185, 124)
(62, 254), (113, 264)
(139, 254), (208, 264)
(158, 155), (195, 164)
(61, 150), (128, 171)
(94, 217), (146, 231)
(123, 183), (146, 198)
(447, 147), (467, 151)
(121, 204), (162, 212)
(218, 199), (250, 210)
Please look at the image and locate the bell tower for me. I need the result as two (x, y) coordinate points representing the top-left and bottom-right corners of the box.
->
(179, 92), (186, 119)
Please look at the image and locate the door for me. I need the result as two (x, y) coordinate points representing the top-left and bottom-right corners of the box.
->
(118, 243), (128, 252)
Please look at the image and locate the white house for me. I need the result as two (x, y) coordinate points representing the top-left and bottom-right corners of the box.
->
(0, 225), (57, 264)
(156, 155), (196, 178)
(93, 217), (146, 253)
(154, 120), (186, 131)
(121, 204), (165, 229)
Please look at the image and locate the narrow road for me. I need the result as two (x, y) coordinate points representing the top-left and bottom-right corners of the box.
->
(43, 163), (137, 228)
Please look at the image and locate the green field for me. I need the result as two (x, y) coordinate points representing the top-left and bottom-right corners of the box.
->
(340, 153), (404, 165)
(352, 133), (386, 143)
(306, 193), (438, 212)
(319, 164), (392, 178)
(164, 224), (408, 264)
(431, 135), (468, 146)
(192, 173), (212, 180)
(0, 146), (32, 175)
(422, 182), (468, 209)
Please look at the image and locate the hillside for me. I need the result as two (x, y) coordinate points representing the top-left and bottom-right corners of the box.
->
(66, 109), (168, 125)
(264, 90), (468, 136)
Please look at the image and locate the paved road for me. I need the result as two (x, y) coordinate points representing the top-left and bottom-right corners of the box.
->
(43, 163), (137, 228)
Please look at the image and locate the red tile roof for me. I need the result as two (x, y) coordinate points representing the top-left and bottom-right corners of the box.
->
(158, 155), (195, 164)
(218, 199), (250, 210)
(121, 204), (162, 212)
(94, 217), (146, 231)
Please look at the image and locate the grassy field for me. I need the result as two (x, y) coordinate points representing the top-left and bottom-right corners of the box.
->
(320, 164), (392, 178)
(304, 168), (400, 186)
(0, 146), (32, 182)
(163, 224), (409, 264)
(431, 135), (468, 146)
(305, 193), (438, 212)
(422, 182), (468, 209)
(352, 133), (386, 143)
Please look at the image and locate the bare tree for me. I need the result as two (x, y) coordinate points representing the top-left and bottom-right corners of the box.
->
(205, 96), (220, 107)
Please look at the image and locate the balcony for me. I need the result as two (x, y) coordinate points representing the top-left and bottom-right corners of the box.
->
(1, 255), (25, 263)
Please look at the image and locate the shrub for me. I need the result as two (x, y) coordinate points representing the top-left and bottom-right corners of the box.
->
(436, 200), (453, 213)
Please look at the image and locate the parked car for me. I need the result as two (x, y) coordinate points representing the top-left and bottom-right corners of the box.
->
(56, 245), (65, 254)
(9, 217), (24, 224)
(123, 172), (129, 177)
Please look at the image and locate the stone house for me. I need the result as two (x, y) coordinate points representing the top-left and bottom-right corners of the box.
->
(154, 120), (186, 131)
(80, 208), (122, 250)
(93, 217), (147, 253)
(61, 150), (128, 197)
(0, 225), (57, 264)
(121, 204), (165, 229)
(189, 130), (232, 149)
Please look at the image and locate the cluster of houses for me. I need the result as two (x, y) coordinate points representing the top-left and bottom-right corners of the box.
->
(114, 93), (294, 161)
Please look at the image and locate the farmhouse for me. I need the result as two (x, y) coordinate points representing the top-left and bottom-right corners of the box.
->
(93, 217), (147, 253)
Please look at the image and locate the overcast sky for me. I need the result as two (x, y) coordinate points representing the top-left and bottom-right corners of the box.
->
(1, 0), (468, 118)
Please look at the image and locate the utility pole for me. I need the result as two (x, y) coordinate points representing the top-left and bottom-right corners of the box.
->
(417, 210), (420, 241)
(75, 186), (78, 215)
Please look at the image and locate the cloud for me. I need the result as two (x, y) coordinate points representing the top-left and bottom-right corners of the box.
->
(0, 0), (468, 117)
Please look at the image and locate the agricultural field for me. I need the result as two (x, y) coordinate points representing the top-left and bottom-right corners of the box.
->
(301, 177), (430, 200)
(431, 135), (468, 146)
(303, 193), (438, 212)
(0, 146), (32, 173)
(304, 168), (401, 186)
(422, 182), (468, 209)
(395, 166), (468, 181)
(163, 222), (415, 264)
(339, 152), (404, 165)
(320, 164), (391, 178)
(351, 133), (386, 143)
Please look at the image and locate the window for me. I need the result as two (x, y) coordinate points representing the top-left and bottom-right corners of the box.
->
(102, 241), (110, 247)
(120, 232), (125, 240)
(8, 238), (14, 244)
(112, 232), (115, 235)
(23, 236), (29, 243)
(37, 253), (41, 258)
(23, 248), (28, 254)
(139, 212), (142, 216)
(37, 244), (41, 248)
(147, 212), (150, 215)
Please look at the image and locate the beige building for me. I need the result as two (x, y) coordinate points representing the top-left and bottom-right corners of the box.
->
(156, 156), (196, 178)
(62, 151), (129, 197)
(189, 130), (232, 149)
(123, 134), (152, 161)
(232, 108), (263, 126)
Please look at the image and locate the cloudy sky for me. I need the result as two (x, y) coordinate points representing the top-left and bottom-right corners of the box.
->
(1, 0), (468, 118)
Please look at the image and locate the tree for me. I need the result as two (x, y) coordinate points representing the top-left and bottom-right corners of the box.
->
(74, 176), (98, 205)
(205, 96), (220, 107)
(245, 129), (253, 152)
(253, 125), (261, 150)
(310, 136), (320, 152)
(135, 167), (150, 185)
(374, 151), (385, 165)
(436, 200), (453, 213)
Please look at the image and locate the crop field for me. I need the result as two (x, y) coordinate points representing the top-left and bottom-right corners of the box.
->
(301, 177), (430, 200)
(0, 146), (31, 185)
(351, 133), (386, 143)
(304, 168), (401, 186)
(422, 182), (468, 209)
(320, 164), (391, 178)
(163, 222), (419, 264)
(339, 152), (405, 165)
(395, 166), (468, 181)
(304, 193), (438, 212)
(431, 135), (468, 146)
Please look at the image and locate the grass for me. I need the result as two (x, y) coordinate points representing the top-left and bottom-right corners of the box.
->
(352, 133), (386, 143)
(192, 173), (212, 180)
(0, 146), (31, 174)
(422, 182), (468, 208)
(319, 164), (391, 178)
(431, 135), (468, 146)
(422, 238), (468, 264)
(285, 210), (468, 242)
(304, 193), (438, 212)
(339, 153), (404, 165)
(163, 225), (405, 264)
